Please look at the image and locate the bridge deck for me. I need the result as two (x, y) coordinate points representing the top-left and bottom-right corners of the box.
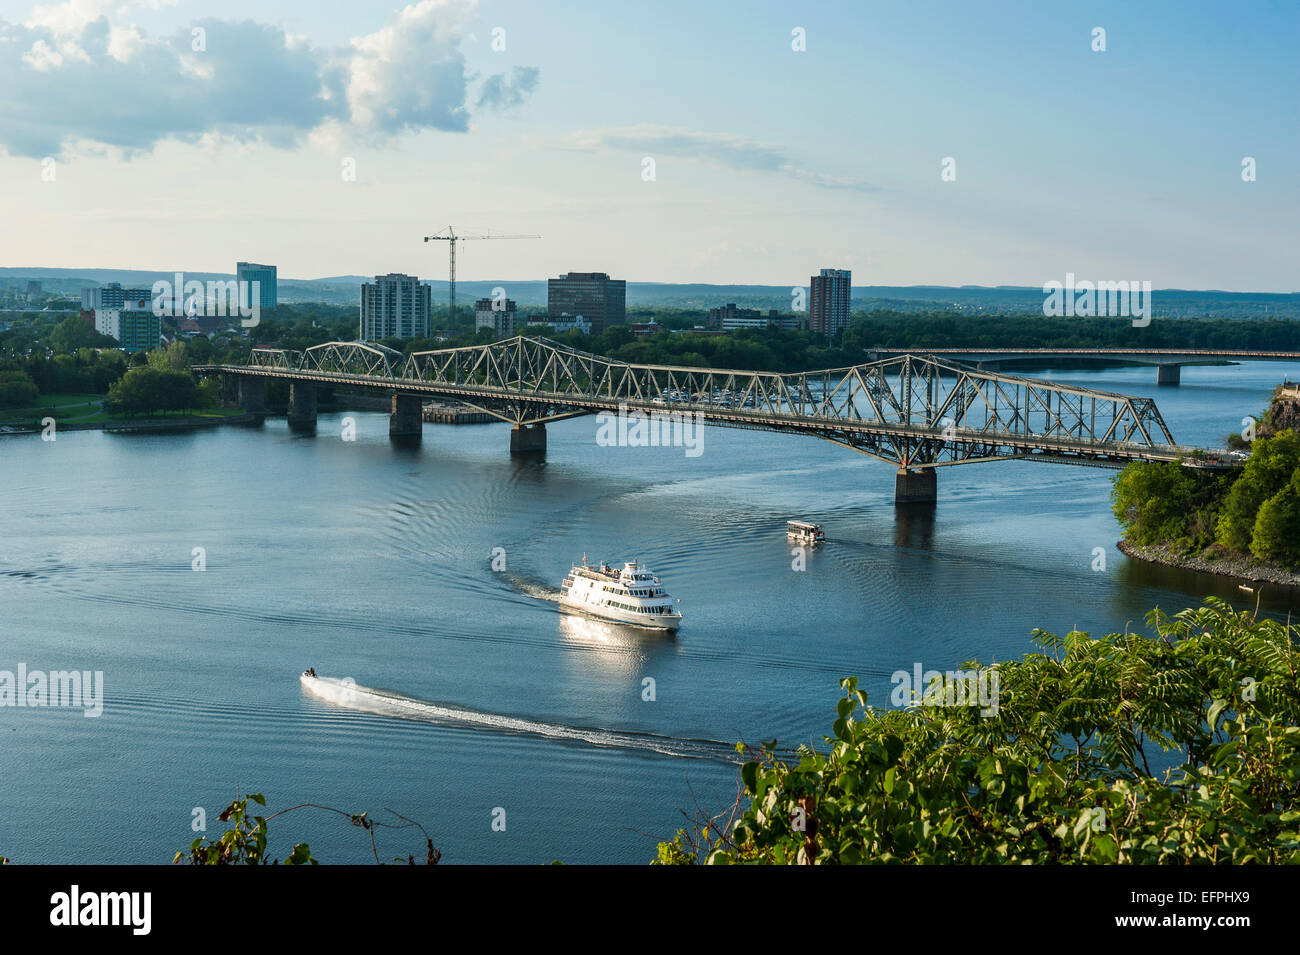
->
(195, 336), (1240, 471)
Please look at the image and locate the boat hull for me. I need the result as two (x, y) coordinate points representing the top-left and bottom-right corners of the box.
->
(558, 598), (682, 632)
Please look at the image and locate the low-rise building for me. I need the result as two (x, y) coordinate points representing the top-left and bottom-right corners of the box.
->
(475, 297), (518, 338)
(548, 314), (593, 335)
(707, 303), (806, 332)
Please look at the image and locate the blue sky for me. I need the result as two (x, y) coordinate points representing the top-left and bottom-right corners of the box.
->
(0, 0), (1295, 289)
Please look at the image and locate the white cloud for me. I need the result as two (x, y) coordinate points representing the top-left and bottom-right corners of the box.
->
(564, 124), (880, 193)
(0, 0), (539, 158)
(20, 37), (63, 70)
(345, 0), (475, 134)
(105, 22), (142, 62)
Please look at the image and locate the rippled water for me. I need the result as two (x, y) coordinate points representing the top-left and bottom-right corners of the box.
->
(1, 361), (1296, 863)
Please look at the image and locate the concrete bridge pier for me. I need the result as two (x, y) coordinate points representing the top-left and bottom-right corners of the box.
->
(895, 467), (937, 506)
(390, 394), (423, 441)
(287, 382), (317, 433)
(238, 377), (267, 413)
(1156, 364), (1182, 386)
(510, 422), (547, 454)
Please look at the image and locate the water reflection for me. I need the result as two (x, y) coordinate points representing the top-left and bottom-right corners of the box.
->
(893, 504), (936, 550)
(510, 452), (548, 480)
(556, 612), (680, 677)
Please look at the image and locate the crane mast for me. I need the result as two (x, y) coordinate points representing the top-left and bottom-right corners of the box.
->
(422, 227), (541, 322)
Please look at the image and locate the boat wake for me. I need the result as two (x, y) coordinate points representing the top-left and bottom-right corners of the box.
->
(506, 575), (562, 603)
(300, 674), (737, 762)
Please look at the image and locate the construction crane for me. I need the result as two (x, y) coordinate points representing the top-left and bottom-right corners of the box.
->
(422, 227), (541, 321)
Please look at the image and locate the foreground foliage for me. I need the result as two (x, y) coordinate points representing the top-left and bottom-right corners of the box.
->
(174, 794), (440, 865)
(658, 599), (1300, 864)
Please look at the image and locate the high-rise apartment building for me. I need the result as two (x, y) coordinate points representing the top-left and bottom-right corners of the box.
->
(82, 282), (153, 311)
(547, 272), (626, 335)
(236, 262), (278, 311)
(360, 273), (431, 340)
(475, 297), (517, 339)
(809, 268), (851, 337)
(93, 289), (160, 353)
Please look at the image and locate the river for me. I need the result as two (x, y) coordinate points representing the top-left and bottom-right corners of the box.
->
(1, 361), (1296, 863)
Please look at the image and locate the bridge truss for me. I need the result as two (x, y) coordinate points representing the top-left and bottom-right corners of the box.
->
(228, 336), (1191, 470)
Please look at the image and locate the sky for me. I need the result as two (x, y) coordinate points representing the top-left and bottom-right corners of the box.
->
(0, 0), (1295, 290)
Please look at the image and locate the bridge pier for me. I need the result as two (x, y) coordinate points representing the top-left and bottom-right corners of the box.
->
(510, 422), (547, 454)
(1156, 364), (1182, 386)
(287, 382), (317, 433)
(237, 377), (266, 413)
(895, 467), (937, 506)
(390, 394), (423, 441)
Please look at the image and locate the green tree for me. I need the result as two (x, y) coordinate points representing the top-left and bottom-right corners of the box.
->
(48, 314), (116, 354)
(659, 599), (1300, 865)
(1111, 460), (1220, 547)
(1215, 430), (1300, 551)
(146, 340), (190, 373)
(1250, 476), (1300, 567)
(104, 367), (200, 416)
(0, 369), (39, 407)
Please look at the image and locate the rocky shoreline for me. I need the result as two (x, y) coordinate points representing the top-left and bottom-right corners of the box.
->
(1117, 539), (1300, 588)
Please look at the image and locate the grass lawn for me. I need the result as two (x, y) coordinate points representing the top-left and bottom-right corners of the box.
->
(0, 394), (101, 423)
(80, 407), (246, 424)
(2, 396), (244, 427)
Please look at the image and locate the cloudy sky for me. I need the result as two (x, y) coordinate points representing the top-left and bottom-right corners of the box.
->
(0, 0), (1295, 289)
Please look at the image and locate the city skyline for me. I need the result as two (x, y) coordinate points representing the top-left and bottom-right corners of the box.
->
(0, 0), (1295, 291)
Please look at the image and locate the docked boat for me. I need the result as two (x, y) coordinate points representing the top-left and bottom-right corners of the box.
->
(787, 520), (825, 545)
(559, 558), (682, 631)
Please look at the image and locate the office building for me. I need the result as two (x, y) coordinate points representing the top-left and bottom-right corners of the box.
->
(236, 262), (278, 311)
(547, 272), (625, 335)
(809, 268), (851, 336)
(360, 273), (431, 340)
(475, 297), (517, 338)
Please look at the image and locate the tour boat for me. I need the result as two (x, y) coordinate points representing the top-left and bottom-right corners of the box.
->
(787, 520), (825, 545)
(559, 558), (682, 631)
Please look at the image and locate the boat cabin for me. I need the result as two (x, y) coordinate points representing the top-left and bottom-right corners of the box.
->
(786, 520), (825, 544)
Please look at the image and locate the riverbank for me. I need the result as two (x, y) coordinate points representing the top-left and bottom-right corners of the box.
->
(0, 411), (257, 436)
(1117, 539), (1300, 588)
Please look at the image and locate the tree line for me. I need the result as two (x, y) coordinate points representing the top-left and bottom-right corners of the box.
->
(1112, 389), (1300, 568)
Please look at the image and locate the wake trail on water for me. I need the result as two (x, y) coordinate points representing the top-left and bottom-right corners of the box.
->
(300, 675), (738, 762)
(506, 575), (561, 602)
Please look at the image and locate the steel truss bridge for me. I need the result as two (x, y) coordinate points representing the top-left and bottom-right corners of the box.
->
(197, 336), (1231, 502)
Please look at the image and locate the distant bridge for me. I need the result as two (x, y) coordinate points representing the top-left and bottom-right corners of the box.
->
(197, 337), (1233, 505)
(869, 348), (1300, 386)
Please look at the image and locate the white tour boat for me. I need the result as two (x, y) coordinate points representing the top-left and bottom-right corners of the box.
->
(559, 557), (683, 631)
(786, 520), (825, 545)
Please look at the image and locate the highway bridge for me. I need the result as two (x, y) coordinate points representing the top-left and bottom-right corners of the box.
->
(197, 337), (1235, 505)
(868, 348), (1300, 386)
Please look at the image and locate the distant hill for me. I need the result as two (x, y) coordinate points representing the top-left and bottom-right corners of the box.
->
(2, 268), (1296, 318)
